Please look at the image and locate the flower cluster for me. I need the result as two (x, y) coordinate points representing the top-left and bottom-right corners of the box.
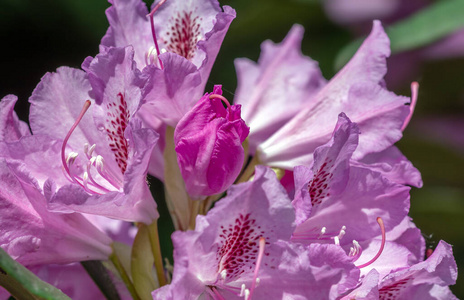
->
(0, 0), (458, 299)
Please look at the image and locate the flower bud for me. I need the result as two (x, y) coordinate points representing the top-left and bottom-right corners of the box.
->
(174, 85), (249, 198)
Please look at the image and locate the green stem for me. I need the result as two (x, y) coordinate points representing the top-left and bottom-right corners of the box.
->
(147, 221), (167, 287)
(236, 154), (260, 184)
(109, 251), (140, 300)
(188, 199), (201, 230)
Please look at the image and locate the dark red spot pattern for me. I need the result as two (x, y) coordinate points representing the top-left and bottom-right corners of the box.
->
(379, 277), (411, 300)
(308, 159), (334, 207)
(217, 213), (269, 281)
(164, 11), (201, 60)
(105, 93), (129, 174)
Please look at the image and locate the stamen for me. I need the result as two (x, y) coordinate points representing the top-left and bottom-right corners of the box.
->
(61, 100), (91, 190)
(147, 0), (167, 69)
(85, 161), (111, 193)
(248, 237), (266, 300)
(319, 227), (326, 238)
(401, 82), (419, 131)
(83, 171), (90, 190)
(66, 152), (79, 166)
(209, 94), (232, 109)
(243, 289), (250, 300)
(356, 217), (386, 269)
(95, 155), (123, 189)
(212, 287), (226, 300)
(349, 240), (362, 262)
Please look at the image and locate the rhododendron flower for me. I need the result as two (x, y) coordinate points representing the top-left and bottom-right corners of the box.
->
(153, 166), (359, 299)
(174, 85), (249, 198)
(26, 47), (159, 223)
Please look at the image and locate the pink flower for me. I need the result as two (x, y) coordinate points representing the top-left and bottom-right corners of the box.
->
(174, 85), (249, 198)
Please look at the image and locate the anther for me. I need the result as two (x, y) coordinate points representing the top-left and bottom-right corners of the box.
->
(83, 171), (89, 189)
(355, 217), (386, 269)
(319, 227), (327, 238)
(240, 284), (246, 297)
(66, 152), (79, 166)
(220, 270), (227, 280)
(349, 240), (362, 261)
(209, 94), (231, 109)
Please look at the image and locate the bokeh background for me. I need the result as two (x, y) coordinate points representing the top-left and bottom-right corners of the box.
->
(1, 0), (463, 297)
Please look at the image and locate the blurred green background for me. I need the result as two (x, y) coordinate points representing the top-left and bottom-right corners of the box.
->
(1, 0), (463, 297)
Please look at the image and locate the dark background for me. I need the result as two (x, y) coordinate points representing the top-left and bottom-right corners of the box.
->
(1, 0), (463, 297)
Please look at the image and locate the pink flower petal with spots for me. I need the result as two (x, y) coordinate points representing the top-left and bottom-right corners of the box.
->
(234, 24), (326, 152)
(376, 241), (457, 299)
(292, 114), (410, 247)
(258, 21), (410, 169)
(150, 0), (235, 79)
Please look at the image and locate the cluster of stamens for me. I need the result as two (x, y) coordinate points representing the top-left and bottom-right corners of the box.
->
(207, 237), (266, 300)
(292, 217), (386, 270)
(145, 46), (167, 67)
(61, 100), (123, 195)
(291, 225), (347, 244)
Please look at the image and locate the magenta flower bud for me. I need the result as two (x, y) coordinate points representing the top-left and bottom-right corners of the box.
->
(174, 85), (249, 198)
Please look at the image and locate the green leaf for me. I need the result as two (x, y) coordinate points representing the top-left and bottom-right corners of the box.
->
(131, 224), (158, 300)
(335, 0), (464, 70)
(0, 248), (70, 300)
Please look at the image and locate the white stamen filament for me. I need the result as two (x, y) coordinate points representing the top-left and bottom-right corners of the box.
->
(244, 289), (250, 300)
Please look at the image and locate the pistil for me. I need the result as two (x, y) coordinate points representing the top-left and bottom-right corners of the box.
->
(209, 94), (232, 109)
(61, 100), (91, 191)
(147, 0), (167, 69)
(355, 217), (386, 269)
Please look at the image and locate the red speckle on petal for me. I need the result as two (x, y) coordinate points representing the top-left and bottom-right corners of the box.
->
(308, 161), (334, 207)
(379, 277), (412, 300)
(164, 11), (201, 60)
(105, 93), (130, 173)
(217, 214), (269, 281)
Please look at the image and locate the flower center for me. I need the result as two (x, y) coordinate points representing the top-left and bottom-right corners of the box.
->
(61, 100), (124, 195)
